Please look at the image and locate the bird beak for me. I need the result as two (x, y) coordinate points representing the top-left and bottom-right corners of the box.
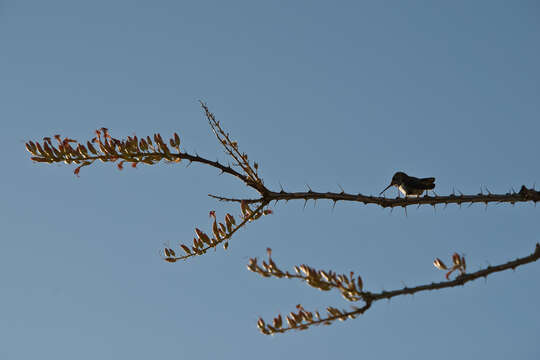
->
(379, 183), (392, 195)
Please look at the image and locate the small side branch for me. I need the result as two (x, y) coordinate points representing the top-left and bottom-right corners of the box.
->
(207, 194), (261, 203)
(164, 201), (271, 262)
(200, 101), (267, 194)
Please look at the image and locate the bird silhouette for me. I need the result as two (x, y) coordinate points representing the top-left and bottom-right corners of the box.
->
(380, 171), (435, 197)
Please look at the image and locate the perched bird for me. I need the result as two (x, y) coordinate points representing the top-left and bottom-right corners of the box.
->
(380, 171), (435, 197)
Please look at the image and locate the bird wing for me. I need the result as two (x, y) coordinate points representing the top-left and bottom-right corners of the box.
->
(409, 177), (436, 189)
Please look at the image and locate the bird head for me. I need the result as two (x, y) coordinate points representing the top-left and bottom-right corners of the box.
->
(379, 171), (407, 195)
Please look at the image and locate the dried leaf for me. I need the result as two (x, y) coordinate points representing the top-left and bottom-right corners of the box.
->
(433, 258), (448, 270)
(180, 244), (191, 254)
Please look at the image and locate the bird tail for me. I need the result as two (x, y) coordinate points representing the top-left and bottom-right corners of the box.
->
(420, 177), (435, 189)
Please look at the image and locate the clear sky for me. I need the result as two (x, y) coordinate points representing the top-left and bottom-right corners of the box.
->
(1, 1), (539, 359)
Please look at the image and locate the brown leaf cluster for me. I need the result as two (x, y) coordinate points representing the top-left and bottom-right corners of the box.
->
(26, 129), (182, 176)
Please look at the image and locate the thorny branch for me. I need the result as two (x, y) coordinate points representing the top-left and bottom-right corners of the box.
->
(251, 244), (540, 334)
(209, 186), (540, 209)
(25, 103), (540, 334)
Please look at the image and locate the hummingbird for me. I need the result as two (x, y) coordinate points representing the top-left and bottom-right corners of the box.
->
(380, 171), (435, 197)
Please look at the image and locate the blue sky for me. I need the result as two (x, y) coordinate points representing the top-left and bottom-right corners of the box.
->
(1, 1), (539, 359)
